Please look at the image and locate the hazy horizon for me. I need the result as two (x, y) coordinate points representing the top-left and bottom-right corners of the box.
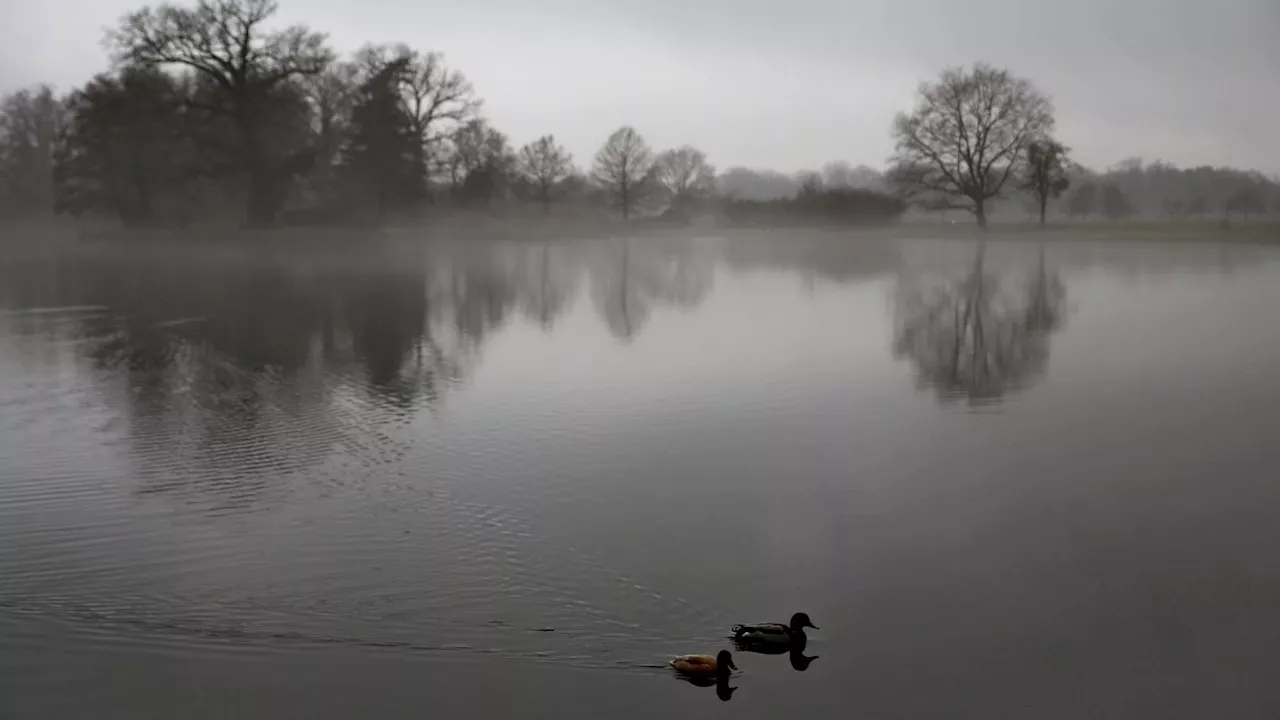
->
(2, 0), (1278, 176)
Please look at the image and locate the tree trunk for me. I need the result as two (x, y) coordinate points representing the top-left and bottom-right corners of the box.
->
(1038, 194), (1048, 227)
(975, 199), (988, 229)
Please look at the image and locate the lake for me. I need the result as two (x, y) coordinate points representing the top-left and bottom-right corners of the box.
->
(2, 232), (1279, 719)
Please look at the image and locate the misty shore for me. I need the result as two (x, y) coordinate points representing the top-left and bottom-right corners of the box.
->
(3, 217), (1278, 250)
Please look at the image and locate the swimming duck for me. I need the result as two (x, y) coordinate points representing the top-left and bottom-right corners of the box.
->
(732, 629), (819, 671)
(669, 649), (737, 679)
(731, 612), (818, 647)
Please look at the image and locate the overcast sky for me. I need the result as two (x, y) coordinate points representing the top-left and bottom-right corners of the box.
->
(3, 0), (1278, 175)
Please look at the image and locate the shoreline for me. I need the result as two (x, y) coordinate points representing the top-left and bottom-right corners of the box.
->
(2, 217), (1278, 249)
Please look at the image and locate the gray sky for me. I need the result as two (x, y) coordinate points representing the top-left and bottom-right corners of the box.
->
(3, 0), (1278, 175)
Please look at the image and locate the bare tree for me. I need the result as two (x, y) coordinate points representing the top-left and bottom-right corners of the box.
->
(108, 0), (333, 225)
(1020, 138), (1071, 227)
(653, 145), (716, 216)
(890, 63), (1054, 228)
(591, 126), (653, 219)
(516, 135), (573, 214)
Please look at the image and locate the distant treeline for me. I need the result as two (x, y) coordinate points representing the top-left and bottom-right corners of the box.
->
(0, 0), (903, 230)
(1057, 160), (1275, 222)
(722, 186), (906, 227)
(0, 0), (1274, 231)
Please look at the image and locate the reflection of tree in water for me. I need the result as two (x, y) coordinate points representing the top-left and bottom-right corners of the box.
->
(0, 237), (725, 506)
(1023, 244), (1066, 335)
(518, 243), (581, 331)
(4, 243), (536, 506)
(892, 242), (1067, 404)
(333, 268), (439, 406)
(589, 237), (714, 341)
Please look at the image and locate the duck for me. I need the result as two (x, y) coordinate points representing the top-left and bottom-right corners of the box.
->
(731, 612), (818, 647)
(732, 629), (820, 671)
(669, 649), (737, 679)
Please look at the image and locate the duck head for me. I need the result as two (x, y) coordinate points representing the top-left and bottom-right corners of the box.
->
(789, 612), (818, 631)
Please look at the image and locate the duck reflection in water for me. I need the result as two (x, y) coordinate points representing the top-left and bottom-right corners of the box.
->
(670, 649), (738, 701)
(680, 672), (738, 701)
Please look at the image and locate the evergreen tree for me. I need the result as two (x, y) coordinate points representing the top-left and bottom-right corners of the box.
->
(340, 58), (426, 221)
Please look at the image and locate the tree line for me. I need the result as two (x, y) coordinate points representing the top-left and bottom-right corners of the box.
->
(0, 0), (898, 229)
(0, 0), (1274, 230)
(0, 0), (721, 227)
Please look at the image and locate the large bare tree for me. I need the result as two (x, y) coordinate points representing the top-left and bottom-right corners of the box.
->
(591, 126), (653, 219)
(516, 135), (573, 214)
(653, 145), (716, 215)
(108, 0), (333, 225)
(1020, 138), (1071, 227)
(890, 63), (1054, 228)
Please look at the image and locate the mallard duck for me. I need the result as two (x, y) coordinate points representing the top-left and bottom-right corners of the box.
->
(731, 612), (818, 647)
(669, 649), (737, 679)
(731, 628), (819, 671)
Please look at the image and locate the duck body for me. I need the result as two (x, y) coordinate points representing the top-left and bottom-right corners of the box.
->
(670, 649), (736, 678)
(731, 612), (818, 648)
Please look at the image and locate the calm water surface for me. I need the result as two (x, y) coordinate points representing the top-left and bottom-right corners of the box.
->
(2, 234), (1279, 719)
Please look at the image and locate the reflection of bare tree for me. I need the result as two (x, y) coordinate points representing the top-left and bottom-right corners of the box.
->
(518, 243), (580, 331)
(588, 237), (714, 342)
(591, 237), (642, 340)
(1023, 242), (1066, 335)
(892, 241), (1066, 404)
